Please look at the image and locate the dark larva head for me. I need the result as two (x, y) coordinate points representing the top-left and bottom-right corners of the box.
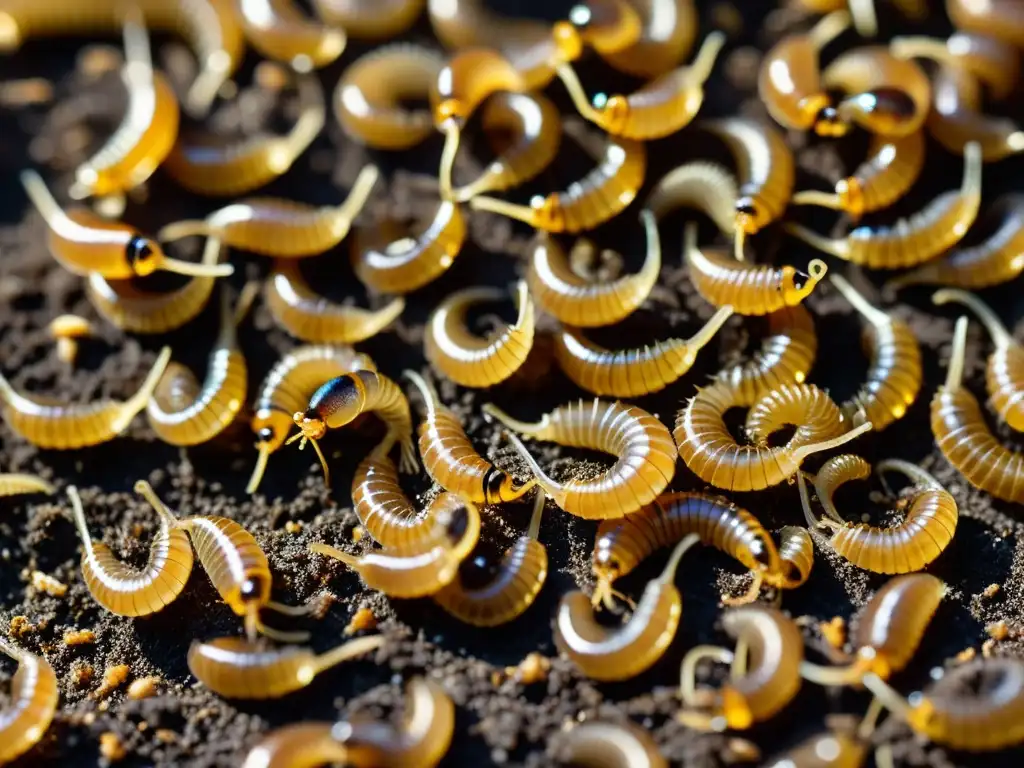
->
(838, 88), (918, 136)
(240, 574), (270, 604)
(126, 235), (163, 277)
(307, 374), (364, 429)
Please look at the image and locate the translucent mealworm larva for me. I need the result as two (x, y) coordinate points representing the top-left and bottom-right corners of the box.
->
(885, 195), (1024, 292)
(264, 260), (405, 344)
(0, 346), (170, 450)
(0, 474), (53, 497)
(236, 0), (345, 72)
(67, 485), (194, 616)
(451, 91), (562, 202)
(598, 0), (697, 79)
(777, 526), (814, 589)
(350, 199), (466, 295)
(484, 398), (677, 519)
(758, 10), (850, 135)
(555, 30), (725, 140)
(552, 305), (733, 397)
(145, 284), (254, 446)
(792, 0), (879, 37)
(339, 677), (455, 768)
(0, 637), (58, 764)
(158, 164), (379, 258)
(310, 496), (481, 598)
(891, 32), (1019, 102)
(555, 534), (699, 681)
(240, 722), (348, 768)
(678, 606), (804, 731)
(933, 288), (1024, 431)
(405, 370), (535, 504)
(946, 0), (1024, 50)
(313, 0), (423, 40)
(247, 345), (376, 494)
(785, 141), (982, 269)
(714, 305), (818, 407)
(930, 316), (1024, 502)
(829, 274), (922, 431)
(863, 657), (1024, 751)
(424, 281), (534, 388)
(290, 370), (417, 484)
(799, 458), (958, 573)
(21, 171), (232, 279)
(87, 236), (225, 334)
(645, 160), (739, 240)
(550, 721), (666, 768)
(432, 489), (548, 626)
(526, 209), (661, 327)
(760, 708), (874, 768)
(683, 223), (828, 316)
(801, 573), (945, 686)
(592, 492), (787, 610)
(135, 480), (311, 643)
(675, 381), (872, 492)
(0, 0), (244, 116)
(163, 72), (326, 197)
(822, 46), (931, 138)
(791, 130), (926, 218)
(333, 44), (443, 150)
(924, 64), (1024, 162)
(188, 634), (384, 699)
(69, 13), (179, 201)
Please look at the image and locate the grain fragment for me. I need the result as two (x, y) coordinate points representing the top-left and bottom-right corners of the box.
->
(986, 621), (1010, 641)
(155, 729), (176, 744)
(71, 661), (95, 688)
(351, 525), (365, 543)
(955, 647), (976, 663)
(93, 664), (130, 699)
(127, 677), (160, 700)
(31, 570), (68, 597)
(982, 583), (1001, 599)
(344, 606), (378, 636)
(63, 629), (96, 646)
(9, 615), (35, 638)
(507, 652), (550, 684)
(284, 520), (303, 534)
(99, 732), (127, 762)
(819, 616), (846, 650)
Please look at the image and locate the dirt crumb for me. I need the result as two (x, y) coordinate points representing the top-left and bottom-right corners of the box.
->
(93, 664), (130, 699)
(506, 652), (551, 685)
(63, 629), (96, 646)
(982, 639), (998, 658)
(99, 732), (127, 762)
(285, 520), (303, 534)
(344, 606), (378, 636)
(986, 621), (1010, 641)
(71, 661), (95, 688)
(955, 647), (976, 663)
(31, 570), (68, 597)
(9, 615), (38, 638)
(982, 583), (1001, 599)
(155, 729), (177, 744)
(127, 677), (161, 700)
(819, 616), (846, 651)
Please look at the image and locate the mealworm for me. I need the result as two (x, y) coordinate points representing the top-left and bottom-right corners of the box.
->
(551, 721), (666, 768)
(776, 526), (814, 589)
(0, 637), (58, 764)
(0, 474), (53, 497)
(313, 0), (424, 39)
(645, 160), (739, 241)
(240, 722), (347, 768)
(598, 0), (697, 79)
(945, 0), (1024, 55)
(891, 32), (1019, 102)
(236, 0), (345, 71)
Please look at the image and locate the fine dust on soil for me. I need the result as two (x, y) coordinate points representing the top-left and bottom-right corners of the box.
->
(2, 1), (1024, 766)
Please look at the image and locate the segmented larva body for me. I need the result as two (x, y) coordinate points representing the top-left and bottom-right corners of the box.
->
(265, 261), (405, 344)
(891, 32), (1020, 102)
(933, 289), (1024, 431)
(553, 306), (733, 398)
(314, 0), (424, 39)
(484, 398), (677, 519)
(556, 31), (724, 140)
(0, 474), (53, 497)
(68, 486), (194, 617)
(555, 535), (698, 681)
(801, 458), (958, 574)
(830, 274), (922, 431)
(714, 305), (818, 407)
(684, 224), (828, 316)
(146, 287), (252, 446)
(946, 0), (1024, 53)
(164, 73), (326, 197)
(676, 382), (870, 492)
(310, 496), (481, 598)
(592, 493), (784, 610)
(762, 726), (867, 768)
(240, 722), (347, 768)
(424, 282), (535, 388)
(351, 200), (466, 295)
(645, 160), (739, 239)
(792, 130), (926, 218)
(71, 15), (179, 200)
(236, 0), (345, 70)
(886, 195), (1024, 292)
(551, 721), (667, 768)
(679, 607), (804, 731)
(526, 209), (661, 327)
(0, 347), (170, 450)
(785, 141), (983, 269)
(0, 639), (58, 764)
(86, 236), (224, 333)
(433, 490), (548, 626)
(469, 136), (646, 233)
(597, 0), (695, 78)
(453, 91), (561, 202)
(406, 371), (535, 505)
(925, 65), (1024, 162)
(188, 635), (384, 700)
(777, 526), (814, 588)
(931, 316), (1024, 502)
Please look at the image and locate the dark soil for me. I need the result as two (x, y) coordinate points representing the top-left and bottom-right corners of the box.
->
(2, 1), (1024, 766)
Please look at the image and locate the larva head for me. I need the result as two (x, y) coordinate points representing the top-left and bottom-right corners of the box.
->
(799, 94), (846, 137)
(298, 374), (365, 437)
(834, 176), (865, 218)
(253, 409), (297, 453)
(484, 469), (530, 504)
(551, 21), (583, 63)
(126, 235), (166, 277)
(735, 196), (767, 236)
(781, 260), (828, 306)
(837, 88), (918, 137)
(530, 195), (566, 231)
(591, 92), (629, 134)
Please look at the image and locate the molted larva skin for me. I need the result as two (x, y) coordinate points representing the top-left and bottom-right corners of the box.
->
(0, 639), (59, 764)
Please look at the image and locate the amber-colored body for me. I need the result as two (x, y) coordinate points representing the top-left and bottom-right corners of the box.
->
(786, 141), (982, 269)
(188, 635), (383, 699)
(406, 370), (534, 505)
(891, 32), (1019, 102)
(484, 398), (677, 519)
(553, 306), (732, 397)
(946, 0), (1024, 50)
(714, 305), (818, 406)
(762, 726), (867, 768)
(0, 639), (59, 764)
(675, 382), (871, 492)
(240, 722), (347, 768)
(469, 136), (645, 233)
(551, 721), (667, 768)
(645, 160), (738, 238)
(778, 526), (814, 588)
(236, 0), (345, 71)
(164, 73), (326, 197)
(594, 0), (695, 78)
(314, 0), (423, 39)
(527, 210), (661, 327)
(248, 345), (376, 493)
(555, 535), (698, 681)
(334, 44), (441, 150)
(925, 65), (1024, 162)
(0, 474), (53, 497)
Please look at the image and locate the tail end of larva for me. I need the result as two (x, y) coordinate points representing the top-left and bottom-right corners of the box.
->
(469, 195), (536, 226)
(480, 403), (545, 436)
(846, 0), (878, 37)
(961, 140), (982, 200)
(944, 316), (970, 391)
(638, 208), (663, 283)
(792, 420), (873, 465)
(157, 219), (217, 244)
(500, 431), (566, 510)
(313, 635), (386, 675)
(402, 369), (441, 417)
(690, 30), (727, 85)
(438, 122), (461, 203)
(809, 9), (851, 50)
(784, 222), (847, 259)
(796, 471), (821, 530)
(118, 346), (173, 430)
(336, 164), (381, 232)
(309, 542), (359, 569)
(931, 288), (1011, 348)
(686, 305), (734, 353)
(555, 63), (602, 125)
(247, 447), (272, 495)
(791, 189), (844, 211)
(66, 485), (94, 552)
(526, 487), (546, 540)
(133, 479), (179, 527)
(284, 74), (327, 162)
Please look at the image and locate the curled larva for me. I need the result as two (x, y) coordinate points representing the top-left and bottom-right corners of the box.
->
(0, 637), (59, 764)
(236, 0), (345, 72)
(550, 721), (666, 768)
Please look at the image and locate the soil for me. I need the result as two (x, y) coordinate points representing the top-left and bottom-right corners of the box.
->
(2, 1), (1024, 766)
